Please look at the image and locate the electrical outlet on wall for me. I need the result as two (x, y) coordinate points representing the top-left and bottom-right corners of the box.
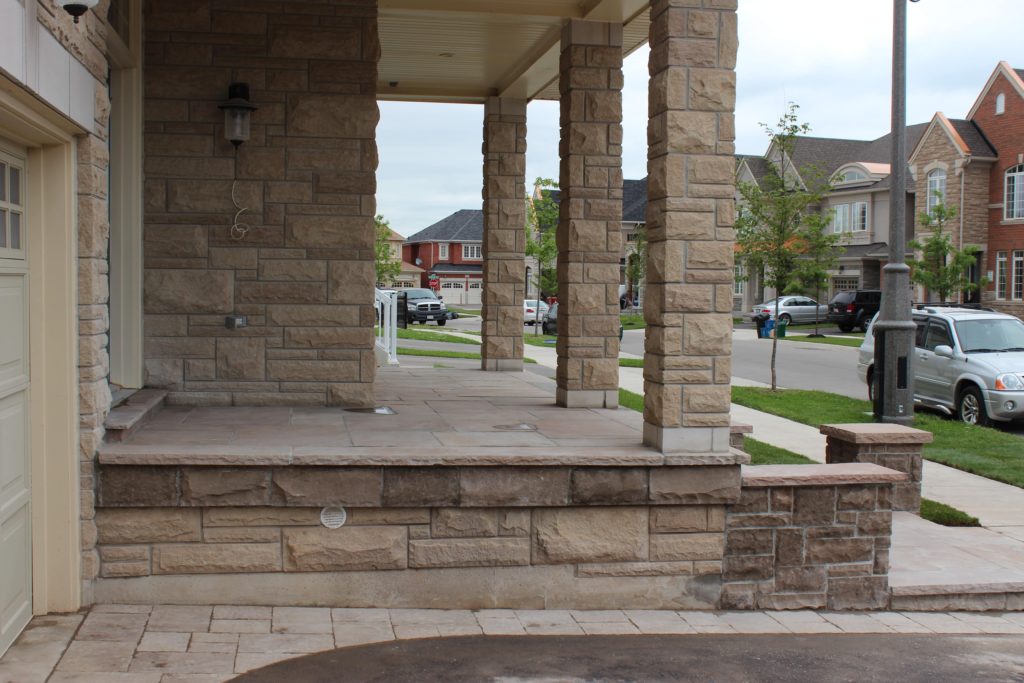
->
(225, 315), (248, 329)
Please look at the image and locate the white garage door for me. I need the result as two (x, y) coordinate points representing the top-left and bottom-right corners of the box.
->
(0, 144), (31, 656)
(466, 280), (482, 306)
(439, 278), (465, 305)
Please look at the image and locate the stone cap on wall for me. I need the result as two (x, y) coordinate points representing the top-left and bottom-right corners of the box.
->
(819, 423), (934, 445)
(97, 443), (751, 468)
(741, 463), (908, 488)
(730, 422), (753, 435)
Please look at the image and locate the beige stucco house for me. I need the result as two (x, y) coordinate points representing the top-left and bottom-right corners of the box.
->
(1, 0), (920, 657)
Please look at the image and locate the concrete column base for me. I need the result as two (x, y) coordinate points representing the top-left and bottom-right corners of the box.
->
(556, 388), (618, 409)
(643, 423), (731, 454)
(481, 358), (524, 372)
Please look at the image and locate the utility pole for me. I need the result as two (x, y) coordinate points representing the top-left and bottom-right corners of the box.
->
(873, 0), (918, 425)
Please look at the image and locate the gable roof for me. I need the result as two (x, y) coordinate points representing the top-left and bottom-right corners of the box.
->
(622, 178), (648, 223)
(967, 61), (1024, 120)
(405, 209), (482, 244)
(386, 227), (405, 242)
(908, 113), (997, 165)
(736, 154), (773, 186)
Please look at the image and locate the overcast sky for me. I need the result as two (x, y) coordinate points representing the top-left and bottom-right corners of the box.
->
(378, 1), (1023, 236)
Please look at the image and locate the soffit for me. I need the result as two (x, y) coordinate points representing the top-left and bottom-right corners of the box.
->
(378, 0), (650, 104)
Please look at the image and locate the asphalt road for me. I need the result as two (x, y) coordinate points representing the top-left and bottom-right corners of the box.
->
(235, 633), (1024, 683)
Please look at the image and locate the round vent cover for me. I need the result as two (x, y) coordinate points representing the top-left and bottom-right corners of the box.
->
(320, 506), (348, 529)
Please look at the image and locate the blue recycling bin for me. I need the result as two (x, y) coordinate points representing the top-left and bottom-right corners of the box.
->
(762, 319), (775, 338)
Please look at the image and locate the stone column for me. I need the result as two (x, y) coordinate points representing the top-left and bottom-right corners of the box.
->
(643, 2), (738, 452)
(481, 97), (527, 371)
(555, 19), (623, 409)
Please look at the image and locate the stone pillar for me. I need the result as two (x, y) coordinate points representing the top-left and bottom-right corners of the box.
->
(821, 423), (933, 512)
(643, 2), (738, 452)
(481, 97), (527, 371)
(555, 19), (623, 409)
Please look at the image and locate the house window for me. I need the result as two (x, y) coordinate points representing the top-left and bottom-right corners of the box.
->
(0, 152), (25, 257)
(997, 251), (1008, 299)
(1005, 165), (1024, 220)
(926, 169), (946, 215)
(438, 243), (448, 260)
(853, 202), (868, 231)
(441, 281), (461, 289)
(733, 263), (745, 296)
(996, 93), (1006, 115)
(462, 244), (482, 260)
(1014, 251), (1024, 301)
(832, 204), (850, 233)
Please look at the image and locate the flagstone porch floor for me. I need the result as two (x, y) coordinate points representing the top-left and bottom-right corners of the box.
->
(99, 367), (744, 466)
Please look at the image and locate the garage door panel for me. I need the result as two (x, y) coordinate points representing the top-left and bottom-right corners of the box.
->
(0, 504), (31, 647)
(0, 273), (27, 396)
(0, 391), (28, 515)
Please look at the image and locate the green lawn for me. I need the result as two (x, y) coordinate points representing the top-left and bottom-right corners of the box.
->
(731, 386), (1024, 489)
(397, 347), (536, 363)
(780, 335), (863, 348)
(524, 333), (558, 348)
(619, 358), (643, 368)
(621, 313), (645, 330)
(396, 327), (480, 345)
(448, 307), (481, 316)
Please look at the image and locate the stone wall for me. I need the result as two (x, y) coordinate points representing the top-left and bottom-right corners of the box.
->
(142, 0), (379, 408)
(721, 464), (904, 611)
(93, 461), (742, 608)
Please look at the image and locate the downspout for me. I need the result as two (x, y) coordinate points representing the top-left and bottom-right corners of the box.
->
(959, 158), (968, 304)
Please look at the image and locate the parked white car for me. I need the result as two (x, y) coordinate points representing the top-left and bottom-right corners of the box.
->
(746, 296), (829, 325)
(523, 299), (549, 325)
(858, 306), (1024, 425)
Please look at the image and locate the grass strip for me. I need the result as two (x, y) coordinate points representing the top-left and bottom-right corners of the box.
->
(621, 314), (645, 330)
(781, 335), (863, 348)
(396, 327), (480, 345)
(919, 499), (981, 527)
(731, 386), (1024, 489)
(619, 358), (644, 368)
(524, 334), (558, 347)
(397, 347), (536, 363)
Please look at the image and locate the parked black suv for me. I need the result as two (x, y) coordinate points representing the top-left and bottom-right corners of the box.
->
(827, 290), (881, 332)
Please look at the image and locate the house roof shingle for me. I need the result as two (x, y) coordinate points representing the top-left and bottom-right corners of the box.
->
(405, 209), (483, 244)
(947, 119), (997, 157)
(737, 155), (773, 186)
(622, 178), (647, 223)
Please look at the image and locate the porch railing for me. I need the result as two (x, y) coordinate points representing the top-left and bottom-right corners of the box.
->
(375, 288), (399, 366)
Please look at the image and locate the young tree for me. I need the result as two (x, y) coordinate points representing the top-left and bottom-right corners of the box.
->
(908, 195), (986, 303)
(789, 212), (843, 337)
(526, 177), (559, 301)
(624, 223), (647, 310)
(736, 103), (833, 390)
(374, 215), (402, 287)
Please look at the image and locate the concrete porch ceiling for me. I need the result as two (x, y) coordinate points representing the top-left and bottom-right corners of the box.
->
(378, 0), (651, 104)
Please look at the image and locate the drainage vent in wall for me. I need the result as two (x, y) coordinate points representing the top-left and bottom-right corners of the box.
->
(344, 406), (397, 415)
(492, 423), (538, 432)
(320, 506), (348, 529)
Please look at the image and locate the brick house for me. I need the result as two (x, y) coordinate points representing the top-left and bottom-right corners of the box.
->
(909, 62), (1024, 315)
(0, 0), (915, 656)
(380, 226), (423, 289)
(402, 209), (484, 305)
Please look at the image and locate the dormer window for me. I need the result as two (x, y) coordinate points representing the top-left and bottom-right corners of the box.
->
(996, 93), (1006, 115)
(841, 169), (867, 183)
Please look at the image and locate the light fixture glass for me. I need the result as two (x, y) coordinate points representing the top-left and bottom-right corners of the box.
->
(57, 0), (98, 23)
(218, 83), (258, 148)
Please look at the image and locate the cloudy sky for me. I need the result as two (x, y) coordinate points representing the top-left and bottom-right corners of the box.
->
(377, 1), (1024, 236)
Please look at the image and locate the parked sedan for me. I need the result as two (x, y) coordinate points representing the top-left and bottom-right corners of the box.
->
(747, 296), (829, 325)
(523, 299), (549, 326)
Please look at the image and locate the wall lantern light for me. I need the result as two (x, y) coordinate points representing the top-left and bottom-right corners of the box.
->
(219, 83), (258, 148)
(58, 0), (98, 23)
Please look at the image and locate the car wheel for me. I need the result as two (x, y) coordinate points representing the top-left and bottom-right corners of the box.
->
(436, 319), (446, 326)
(838, 323), (854, 333)
(867, 368), (877, 403)
(779, 313), (792, 324)
(858, 319), (869, 333)
(957, 385), (991, 427)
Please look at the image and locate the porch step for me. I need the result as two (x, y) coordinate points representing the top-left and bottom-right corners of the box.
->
(889, 584), (1024, 612)
(103, 389), (168, 443)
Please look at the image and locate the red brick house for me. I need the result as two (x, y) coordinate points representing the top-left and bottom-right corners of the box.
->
(402, 209), (484, 305)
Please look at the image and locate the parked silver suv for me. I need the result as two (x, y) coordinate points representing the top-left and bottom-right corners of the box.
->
(858, 306), (1024, 425)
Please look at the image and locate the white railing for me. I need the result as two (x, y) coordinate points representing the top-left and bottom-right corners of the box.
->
(375, 289), (399, 366)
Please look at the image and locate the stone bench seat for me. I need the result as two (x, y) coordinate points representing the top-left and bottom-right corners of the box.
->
(741, 463), (908, 487)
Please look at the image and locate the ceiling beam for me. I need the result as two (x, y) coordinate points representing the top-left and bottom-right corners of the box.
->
(377, 83), (496, 104)
(379, 0), (586, 19)
(497, 0), (649, 101)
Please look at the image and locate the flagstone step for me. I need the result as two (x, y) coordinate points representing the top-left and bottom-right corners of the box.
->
(103, 389), (168, 443)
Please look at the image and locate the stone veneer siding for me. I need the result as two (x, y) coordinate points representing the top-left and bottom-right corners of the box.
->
(141, 0), (379, 408)
(94, 463), (742, 608)
(721, 466), (902, 611)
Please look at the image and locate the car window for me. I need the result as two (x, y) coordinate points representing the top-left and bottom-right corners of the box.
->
(955, 318), (1024, 352)
(831, 292), (855, 304)
(914, 319), (928, 347)
(924, 321), (953, 351)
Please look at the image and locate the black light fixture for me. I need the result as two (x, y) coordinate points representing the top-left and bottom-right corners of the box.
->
(57, 0), (98, 23)
(219, 83), (258, 148)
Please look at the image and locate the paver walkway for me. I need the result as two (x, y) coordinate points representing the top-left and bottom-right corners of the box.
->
(4, 605), (1024, 682)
